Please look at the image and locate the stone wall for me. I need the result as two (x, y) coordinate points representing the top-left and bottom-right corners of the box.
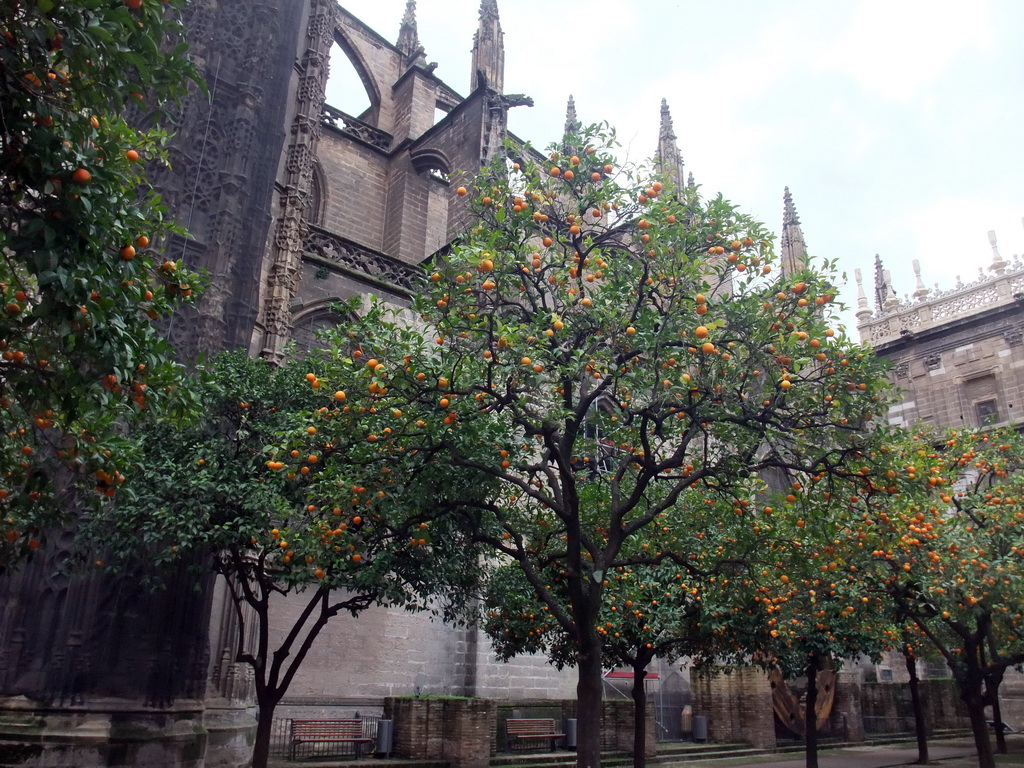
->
(860, 679), (967, 732)
(691, 667), (776, 749)
(385, 697), (496, 768)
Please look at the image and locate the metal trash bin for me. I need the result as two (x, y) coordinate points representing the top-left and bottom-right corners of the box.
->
(375, 719), (394, 758)
(692, 715), (708, 742)
(565, 718), (577, 750)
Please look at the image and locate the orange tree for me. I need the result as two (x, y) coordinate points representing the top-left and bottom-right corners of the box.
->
(0, 0), (202, 567)
(482, 488), (767, 768)
(859, 428), (1024, 768)
(308, 123), (894, 768)
(740, 467), (903, 768)
(78, 348), (494, 768)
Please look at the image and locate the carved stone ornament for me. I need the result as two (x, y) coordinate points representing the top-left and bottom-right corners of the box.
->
(1004, 328), (1023, 347)
(304, 225), (424, 294)
(924, 353), (942, 370)
(894, 361), (910, 379)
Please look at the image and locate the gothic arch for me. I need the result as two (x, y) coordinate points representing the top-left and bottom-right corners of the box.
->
(328, 28), (380, 125)
(290, 300), (349, 354)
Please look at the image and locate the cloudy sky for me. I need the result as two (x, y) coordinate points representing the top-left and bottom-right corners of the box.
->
(333, 1), (1023, 336)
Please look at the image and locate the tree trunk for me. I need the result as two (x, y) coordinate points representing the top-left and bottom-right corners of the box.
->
(904, 650), (929, 765)
(962, 679), (995, 768)
(252, 694), (279, 768)
(631, 662), (647, 768)
(805, 657), (819, 768)
(988, 678), (1007, 755)
(576, 635), (605, 768)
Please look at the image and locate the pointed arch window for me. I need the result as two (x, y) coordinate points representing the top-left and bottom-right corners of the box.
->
(325, 37), (378, 125)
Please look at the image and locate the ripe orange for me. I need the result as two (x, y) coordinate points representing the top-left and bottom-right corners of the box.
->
(550, 167), (561, 177)
(563, 170), (574, 181)
(120, 244), (136, 260)
(125, 149), (139, 163)
(135, 235), (149, 248)
(71, 168), (91, 184)
(456, 186), (468, 196)
(126, 0), (142, 7)
(694, 326), (709, 339)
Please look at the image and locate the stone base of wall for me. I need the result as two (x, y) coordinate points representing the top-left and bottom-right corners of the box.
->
(691, 667), (776, 749)
(385, 697), (496, 768)
(200, 700), (256, 768)
(601, 700), (656, 757)
(0, 696), (207, 768)
(833, 669), (865, 742)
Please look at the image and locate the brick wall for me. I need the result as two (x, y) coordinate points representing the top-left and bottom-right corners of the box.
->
(385, 697), (496, 768)
(691, 667), (776, 749)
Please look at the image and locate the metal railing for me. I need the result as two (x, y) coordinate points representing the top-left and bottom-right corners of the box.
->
(270, 713), (381, 761)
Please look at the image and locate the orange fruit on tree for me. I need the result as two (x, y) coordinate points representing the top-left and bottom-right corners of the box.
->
(125, 149), (139, 163)
(135, 235), (149, 248)
(694, 326), (709, 339)
(120, 244), (136, 260)
(71, 168), (91, 184)
(456, 186), (467, 196)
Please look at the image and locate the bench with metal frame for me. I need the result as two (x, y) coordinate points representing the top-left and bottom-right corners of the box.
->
(289, 718), (374, 760)
(505, 717), (566, 752)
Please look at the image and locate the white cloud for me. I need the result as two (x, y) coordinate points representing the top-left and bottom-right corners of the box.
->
(818, 0), (994, 101)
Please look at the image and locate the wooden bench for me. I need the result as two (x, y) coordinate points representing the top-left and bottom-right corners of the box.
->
(289, 719), (374, 760)
(505, 718), (566, 752)
(988, 720), (1017, 735)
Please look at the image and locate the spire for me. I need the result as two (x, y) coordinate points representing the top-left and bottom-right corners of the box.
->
(396, 0), (420, 59)
(564, 94), (579, 136)
(779, 187), (808, 278)
(655, 99), (685, 192)
(854, 268), (873, 324)
(470, 0), (504, 93)
(912, 259), (929, 299)
(873, 254), (887, 311)
(989, 229), (1008, 275)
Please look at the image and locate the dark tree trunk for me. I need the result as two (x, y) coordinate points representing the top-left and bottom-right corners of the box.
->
(577, 638), (605, 768)
(962, 677), (995, 768)
(252, 691), (279, 768)
(904, 650), (929, 764)
(988, 675), (1007, 755)
(805, 657), (819, 768)
(631, 661), (648, 768)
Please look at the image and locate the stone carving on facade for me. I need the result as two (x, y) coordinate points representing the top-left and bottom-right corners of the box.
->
(304, 226), (424, 294)
(894, 361), (910, 379)
(1004, 328), (1024, 347)
(858, 248), (1024, 346)
(924, 353), (942, 371)
(258, 0), (335, 362)
(321, 105), (392, 150)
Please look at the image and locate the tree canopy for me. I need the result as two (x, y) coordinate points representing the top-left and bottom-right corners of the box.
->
(0, 0), (203, 567)
(304, 123), (895, 768)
